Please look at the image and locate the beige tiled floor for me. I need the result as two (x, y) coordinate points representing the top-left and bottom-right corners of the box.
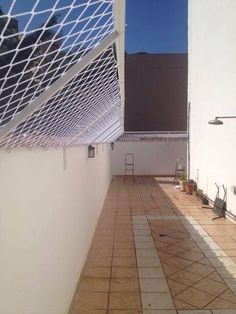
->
(70, 176), (236, 314)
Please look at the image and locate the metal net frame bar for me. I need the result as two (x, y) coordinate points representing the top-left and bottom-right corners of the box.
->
(0, 0), (125, 149)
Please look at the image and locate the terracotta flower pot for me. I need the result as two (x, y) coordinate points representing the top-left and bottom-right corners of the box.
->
(185, 183), (195, 195)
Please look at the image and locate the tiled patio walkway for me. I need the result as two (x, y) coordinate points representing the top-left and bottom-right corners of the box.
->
(70, 176), (236, 314)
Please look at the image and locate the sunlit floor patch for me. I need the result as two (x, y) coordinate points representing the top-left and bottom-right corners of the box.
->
(69, 176), (236, 314)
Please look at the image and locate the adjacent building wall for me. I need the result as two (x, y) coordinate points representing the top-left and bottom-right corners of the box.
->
(112, 141), (187, 175)
(189, 0), (236, 218)
(0, 144), (111, 314)
(125, 53), (188, 131)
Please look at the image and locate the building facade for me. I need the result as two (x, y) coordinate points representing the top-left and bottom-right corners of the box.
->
(125, 53), (188, 131)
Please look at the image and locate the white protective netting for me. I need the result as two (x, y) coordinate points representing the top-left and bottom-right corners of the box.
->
(0, 0), (124, 148)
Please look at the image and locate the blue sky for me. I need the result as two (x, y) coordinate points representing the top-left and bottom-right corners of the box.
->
(1, 0), (188, 53)
(125, 0), (188, 53)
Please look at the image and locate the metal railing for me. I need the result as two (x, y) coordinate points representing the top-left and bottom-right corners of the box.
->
(117, 131), (188, 142)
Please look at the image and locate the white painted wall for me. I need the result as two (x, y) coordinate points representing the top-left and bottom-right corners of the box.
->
(0, 144), (111, 314)
(189, 0), (236, 218)
(112, 141), (187, 175)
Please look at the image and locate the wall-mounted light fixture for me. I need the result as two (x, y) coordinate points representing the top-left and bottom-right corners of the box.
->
(111, 142), (114, 150)
(208, 116), (236, 125)
(88, 145), (95, 158)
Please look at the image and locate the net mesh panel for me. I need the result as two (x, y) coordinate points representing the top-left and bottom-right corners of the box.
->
(0, 0), (123, 148)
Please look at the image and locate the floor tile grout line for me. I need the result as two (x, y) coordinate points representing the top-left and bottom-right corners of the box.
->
(112, 177), (143, 312)
(106, 197), (118, 314)
(137, 177), (146, 313)
(132, 206), (176, 310)
(157, 181), (236, 307)
(70, 176), (236, 313)
(131, 203), (144, 314)
(154, 228), (233, 308)
(167, 273), (233, 301)
(133, 177), (145, 312)
(145, 197), (234, 310)
(174, 281), (228, 310)
(154, 237), (215, 309)
(199, 288), (231, 311)
(193, 228), (236, 293)
(150, 214), (236, 294)
(158, 245), (208, 263)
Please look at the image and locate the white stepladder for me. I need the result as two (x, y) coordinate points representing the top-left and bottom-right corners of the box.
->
(124, 153), (135, 182)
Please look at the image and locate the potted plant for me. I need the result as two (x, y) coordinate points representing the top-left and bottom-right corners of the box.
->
(179, 174), (187, 192)
(195, 189), (209, 205)
(185, 179), (196, 195)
